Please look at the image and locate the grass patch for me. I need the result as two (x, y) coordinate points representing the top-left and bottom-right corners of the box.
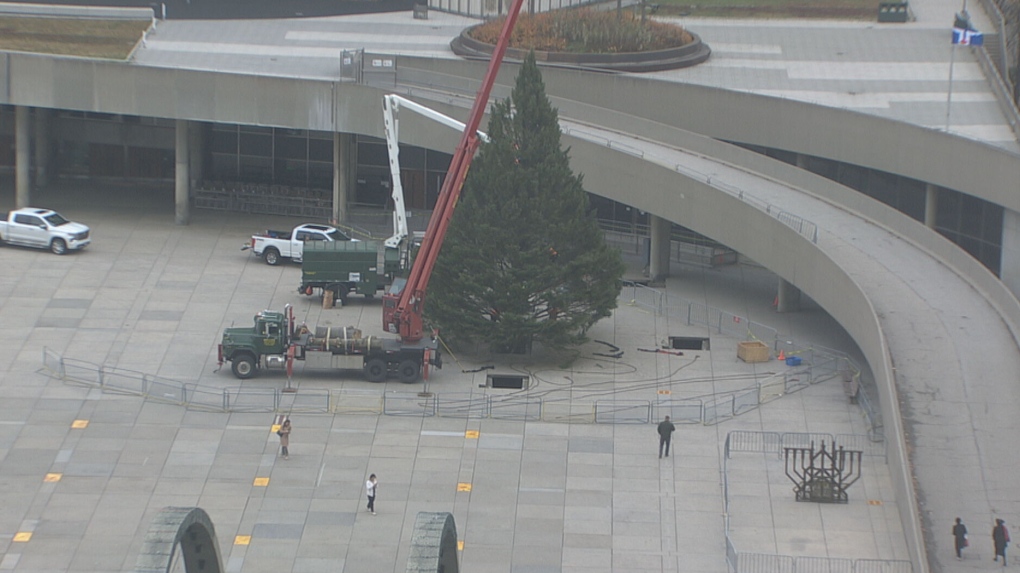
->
(0, 17), (150, 59)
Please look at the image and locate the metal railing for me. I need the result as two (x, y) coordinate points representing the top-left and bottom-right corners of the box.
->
(723, 430), (908, 573)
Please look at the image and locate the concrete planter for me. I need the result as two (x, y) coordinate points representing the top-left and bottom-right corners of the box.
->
(450, 25), (711, 72)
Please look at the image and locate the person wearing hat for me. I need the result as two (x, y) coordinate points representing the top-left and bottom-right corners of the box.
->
(993, 518), (1010, 565)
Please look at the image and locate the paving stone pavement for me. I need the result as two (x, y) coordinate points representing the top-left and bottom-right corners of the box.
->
(0, 182), (899, 572)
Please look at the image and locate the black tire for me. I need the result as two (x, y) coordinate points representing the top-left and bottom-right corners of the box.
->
(264, 247), (281, 266)
(50, 238), (67, 255)
(364, 358), (387, 383)
(231, 354), (257, 379)
(396, 359), (420, 384)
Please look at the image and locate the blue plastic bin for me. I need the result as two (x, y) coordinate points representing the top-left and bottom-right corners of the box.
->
(785, 356), (802, 366)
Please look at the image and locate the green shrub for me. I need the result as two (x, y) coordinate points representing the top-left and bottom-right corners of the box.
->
(469, 9), (692, 53)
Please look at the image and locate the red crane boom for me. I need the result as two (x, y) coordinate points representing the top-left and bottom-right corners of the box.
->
(383, 0), (526, 342)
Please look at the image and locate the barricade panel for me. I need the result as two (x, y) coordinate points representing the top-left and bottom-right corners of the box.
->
(489, 396), (541, 421)
(853, 559), (913, 573)
(736, 552), (794, 573)
(332, 389), (384, 415)
(384, 391), (436, 417)
(436, 393), (489, 419)
(795, 556), (852, 573)
(280, 389), (330, 413)
(732, 388), (759, 416)
(725, 430), (781, 457)
(780, 432), (835, 451)
(183, 384), (226, 412)
(42, 347), (64, 378)
(704, 396), (734, 425)
(145, 375), (186, 405)
(759, 376), (785, 404)
(100, 366), (148, 395)
(224, 388), (279, 413)
(595, 400), (650, 424)
(61, 358), (104, 386)
(835, 433), (886, 458)
(653, 400), (703, 424)
(783, 370), (810, 394)
(541, 401), (594, 423)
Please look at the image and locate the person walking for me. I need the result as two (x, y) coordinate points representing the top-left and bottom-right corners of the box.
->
(277, 418), (291, 460)
(657, 415), (676, 458)
(952, 517), (968, 560)
(993, 518), (1010, 565)
(365, 474), (378, 515)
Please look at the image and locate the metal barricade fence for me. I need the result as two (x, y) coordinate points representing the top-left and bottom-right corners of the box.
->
(759, 376), (785, 404)
(383, 391), (436, 417)
(704, 395), (735, 425)
(652, 399), (703, 424)
(594, 400), (650, 424)
(281, 389), (330, 414)
(489, 395), (542, 421)
(333, 388), (384, 415)
(853, 559), (913, 573)
(795, 556), (853, 573)
(224, 389), (279, 413)
(42, 347), (64, 378)
(61, 357), (104, 385)
(183, 383), (228, 412)
(732, 387), (759, 416)
(725, 431), (782, 458)
(737, 553), (795, 573)
(436, 393), (490, 419)
(145, 375), (188, 405)
(100, 366), (148, 395)
(540, 400), (595, 423)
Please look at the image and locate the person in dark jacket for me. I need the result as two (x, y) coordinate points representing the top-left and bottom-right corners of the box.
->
(952, 517), (968, 559)
(993, 518), (1010, 565)
(657, 416), (676, 458)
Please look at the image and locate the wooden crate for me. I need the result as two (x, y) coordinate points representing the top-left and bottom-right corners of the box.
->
(737, 340), (770, 363)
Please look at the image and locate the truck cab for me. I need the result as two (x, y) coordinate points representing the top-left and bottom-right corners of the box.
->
(219, 309), (291, 379)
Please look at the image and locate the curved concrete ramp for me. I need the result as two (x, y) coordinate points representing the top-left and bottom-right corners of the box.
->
(135, 507), (224, 573)
(406, 512), (459, 573)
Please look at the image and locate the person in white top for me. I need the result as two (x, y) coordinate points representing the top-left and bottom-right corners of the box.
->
(365, 474), (377, 515)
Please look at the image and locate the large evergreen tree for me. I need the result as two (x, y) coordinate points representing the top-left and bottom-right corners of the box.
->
(426, 51), (625, 354)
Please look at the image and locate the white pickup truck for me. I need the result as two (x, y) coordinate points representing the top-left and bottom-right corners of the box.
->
(245, 223), (356, 265)
(0, 208), (91, 254)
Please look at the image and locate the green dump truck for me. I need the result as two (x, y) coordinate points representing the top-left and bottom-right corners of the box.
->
(218, 304), (441, 382)
(298, 240), (402, 305)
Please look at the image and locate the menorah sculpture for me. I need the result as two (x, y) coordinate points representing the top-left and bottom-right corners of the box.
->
(783, 441), (862, 503)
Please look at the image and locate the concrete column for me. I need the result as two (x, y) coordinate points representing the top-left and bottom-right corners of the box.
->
(34, 108), (49, 188)
(776, 278), (802, 313)
(648, 215), (671, 286)
(15, 106), (31, 208)
(924, 183), (938, 229)
(333, 132), (355, 224)
(175, 119), (190, 225)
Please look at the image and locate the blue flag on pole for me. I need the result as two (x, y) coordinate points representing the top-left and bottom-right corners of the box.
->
(952, 25), (984, 46)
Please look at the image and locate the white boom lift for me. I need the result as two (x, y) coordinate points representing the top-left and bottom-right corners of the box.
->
(381, 94), (489, 249)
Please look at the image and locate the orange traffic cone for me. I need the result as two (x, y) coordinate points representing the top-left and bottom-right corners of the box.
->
(777, 349), (785, 361)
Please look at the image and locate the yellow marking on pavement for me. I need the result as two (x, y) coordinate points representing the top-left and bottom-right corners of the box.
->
(13, 532), (31, 542)
(868, 499), (883, 505)
(234, 535), (251, 545)
(71, 420), (88, 429)
(44, 473), (61, 482)
(465, 430), (479, 439)
(457, 482), (472, 492)
(253, 477), (270, 486)
(657, 389), (671, 395)
(458, 540), (464, 550)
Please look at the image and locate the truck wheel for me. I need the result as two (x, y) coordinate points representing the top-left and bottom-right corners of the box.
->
(231, 354), (257, 379)
(364, 358), (387, 383)
(396, 360), (420, 384)
(50, 238), (67, 255)
(264, 248), (281, 266)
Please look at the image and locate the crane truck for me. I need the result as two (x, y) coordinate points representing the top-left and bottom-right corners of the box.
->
(218, 0), (525, 383)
